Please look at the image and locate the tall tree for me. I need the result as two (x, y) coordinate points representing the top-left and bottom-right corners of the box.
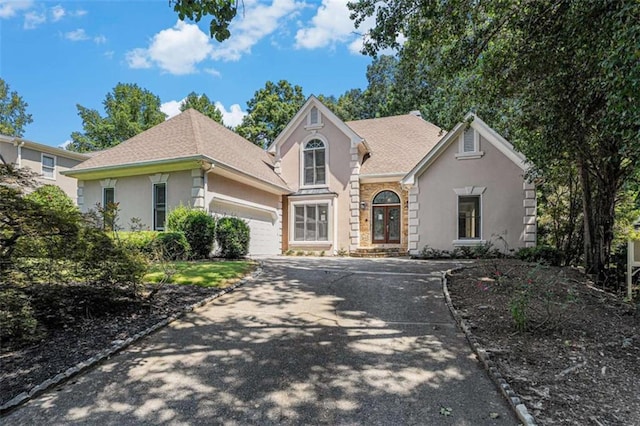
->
(236, 80), (305, 147)
(170, 0), (237, 41)
(0, 79), (33, 137)
(68, 83), (166, 152)
(180, 92), (223, 124)
(350, 0), (640, 281)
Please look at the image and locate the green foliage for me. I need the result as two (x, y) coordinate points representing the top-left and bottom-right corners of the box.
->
(509, 291), (529, 333)
(116, 231), (159, 255)
(144, 260), (252, 286)
(236, 80), (306, 146)
(0, 78), (33, 137)
(216, 217), (250, 259)
(68, 83), (166, 152)
(516, 246), (562, 267)
(180, 92), (223, 123)
(170, 0), (237, 42)
(183, 210), (216, 259)
(153, 232), (191, 261)
(26, 185), (79, 218)
(0, 287), (39, 342)
(166, 204), (191, 233)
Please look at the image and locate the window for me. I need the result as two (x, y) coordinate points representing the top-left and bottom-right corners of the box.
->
(42, 154), (55, 179)
(456, 128), (483, 159)
(303, 139), (326, 186)
(458, 196), (481, 239)
(103, 187), (115, 206)
(373, 190), (400, 205)
(294, 204), (328, 241)
(309, 107), (320, 125)
(462, 128), (476, 153)
(102, 187), (115, 230)
(153, 183), (166, 231)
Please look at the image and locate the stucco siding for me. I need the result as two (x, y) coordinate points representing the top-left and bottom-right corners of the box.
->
(415, 135), (526, 252)
(207, 173), (280, 210)
(19, 147), (84, 203)
(0, 142), (18, 164)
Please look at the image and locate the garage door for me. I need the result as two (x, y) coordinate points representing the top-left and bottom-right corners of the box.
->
(210, 201), (280, 255)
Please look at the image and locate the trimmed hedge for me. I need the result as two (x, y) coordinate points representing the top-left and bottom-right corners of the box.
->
(152, 232), (190, 261)
(167, 208), (216, 259)
(116, 231), (159, 255)
(216, 217), (250, 259)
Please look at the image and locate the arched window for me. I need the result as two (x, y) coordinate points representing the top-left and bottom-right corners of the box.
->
(303, 139), (326, 186)
(373, 190), (400, 205)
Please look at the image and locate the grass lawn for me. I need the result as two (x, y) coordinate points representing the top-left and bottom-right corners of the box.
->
(144, 260), (255, 287)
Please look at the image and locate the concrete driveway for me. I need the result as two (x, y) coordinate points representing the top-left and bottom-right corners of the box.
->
(2, 257), (516, 425)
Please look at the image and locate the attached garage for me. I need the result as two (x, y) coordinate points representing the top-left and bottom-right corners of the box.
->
(210, 198), (280, 256)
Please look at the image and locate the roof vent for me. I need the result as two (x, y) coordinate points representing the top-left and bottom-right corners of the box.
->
(409, 110), (422, 117)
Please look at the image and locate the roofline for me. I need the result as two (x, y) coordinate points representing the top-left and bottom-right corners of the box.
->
(267, 95), (368, 154)
(204, 155), (290, 194)
(0, 134), (90, 161)
(359, 172), (405, 183)
(402, 113), (528, 185)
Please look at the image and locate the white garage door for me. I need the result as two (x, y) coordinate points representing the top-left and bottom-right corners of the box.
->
(210, 201), (280, 255)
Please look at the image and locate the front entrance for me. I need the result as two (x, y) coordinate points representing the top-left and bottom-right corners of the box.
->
(372, 191), (401, 244)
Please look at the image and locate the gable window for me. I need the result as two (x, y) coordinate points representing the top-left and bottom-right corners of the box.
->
(42, 154), (55, 179)
(153, 183), (166, 231)
(306, 106), (322, 129)
(294, 204), (328, 241)
(456, 128), (483, 159)
(303, 139), (326, 186)
(458, 196), (481, 239)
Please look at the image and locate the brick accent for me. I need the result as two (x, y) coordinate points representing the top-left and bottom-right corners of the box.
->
(359, 182), (408, 250)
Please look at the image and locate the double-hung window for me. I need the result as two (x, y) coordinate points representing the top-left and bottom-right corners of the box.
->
(153, 183), (166, 231)
(294, 204), (328, 241)
(103, 187), (115, 229)
(458, 196), (481, 239)
(42, 154), (55, 179)
(303, 139), (326, 186)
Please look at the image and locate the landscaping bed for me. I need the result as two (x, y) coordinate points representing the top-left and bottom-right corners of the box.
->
(446, 260), (639, 426)
(1, 261), (254, 408)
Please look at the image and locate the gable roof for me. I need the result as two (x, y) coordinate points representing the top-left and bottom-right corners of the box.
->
(0, 134), (89, 162)
(267, 95), (367, 154)
(346, 114), (444, 176)
(402, 113), (528, 185)
(65, 109), (289, 190)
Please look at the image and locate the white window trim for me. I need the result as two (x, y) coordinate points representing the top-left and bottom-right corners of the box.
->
(152, 182), (167, 231)
(304, 106), (324, 130)
(289, 198), (334, 245)
(455, 128), (484, 159)
(41, 153), (56, 180)
(453, 186), (485, 243)
(299, 134), (329, 189)
(102, 187), (116, 206)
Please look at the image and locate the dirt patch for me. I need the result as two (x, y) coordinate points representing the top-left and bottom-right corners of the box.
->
(0, 283), (224, 407)
(447, 260), (639, 426)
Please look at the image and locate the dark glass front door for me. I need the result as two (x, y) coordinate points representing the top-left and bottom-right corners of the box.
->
(372, 206), (401, 243)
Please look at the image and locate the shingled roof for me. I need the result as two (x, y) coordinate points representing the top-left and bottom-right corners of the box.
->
(346, 113), (444, 176)
(69, 109), (288, 189)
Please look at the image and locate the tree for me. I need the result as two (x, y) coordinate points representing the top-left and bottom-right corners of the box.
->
(235, 80), (305, 147)
(350, 0), (640, 281)
(0, 78), (33, 137)
(68, 83), (166, 152)
(180, 92), (223, 124)
(170, 0), (238, 42)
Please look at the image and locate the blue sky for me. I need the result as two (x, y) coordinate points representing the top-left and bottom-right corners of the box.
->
(0, 0), (380, 147)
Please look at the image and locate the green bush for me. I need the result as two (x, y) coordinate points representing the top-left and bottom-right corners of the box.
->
(0, 287), (39, 342)
(516, 245), (562, 266)
(216, 217), (250, 259)
(116, 231), (159, 256)
(183, 211), (216, 259)
(166, 204), (191, 233)
(152, 232), (191, 261)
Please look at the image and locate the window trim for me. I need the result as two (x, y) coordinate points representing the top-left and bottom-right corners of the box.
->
(289, 199), (334, 245)
(455, 127), (484, 160)
(41, 153), (56, 180)
(153, 182), (167, 231)
(305, 106), (324, 130)
(102, 187), (115, 206)
(453, 186), (486, 245)
(299, 135), (329, 189)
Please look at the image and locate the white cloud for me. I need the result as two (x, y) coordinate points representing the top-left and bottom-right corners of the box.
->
(215, 102), (247, 128)
(211, 0), (304, 61)
(104, 50), (115, 59)
(204, 68), (221, 77)
(23, 10), (45, 29)
(295, 0), (354, 49)
(51, 4), (65, 21)
(160, 100), (183, 119)
(0, 0), (33, 19)
(70, 9), (87, 17)
(126, 21), (212, 75)
(161, 98), (247, 128)
(65, 28), (89, 41)
(94, 35), (107, 44)
(58, 139), (72, 149)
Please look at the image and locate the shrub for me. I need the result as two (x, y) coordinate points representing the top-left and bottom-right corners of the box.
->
(216, 217), (250, 259)
(116, 231), (159, 256)
(0, 287), (39, 342)
(183, 211), (216, 259)
(516, 245), (561, 266)
(152, 232), (190, 261)
(166, 204), (190, 233)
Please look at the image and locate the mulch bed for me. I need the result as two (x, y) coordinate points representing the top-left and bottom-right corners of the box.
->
(0, 283), (222, 407)
(447, 260), (640, 426)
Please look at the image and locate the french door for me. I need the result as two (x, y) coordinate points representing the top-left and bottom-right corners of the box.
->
(372, 205), (401, 244)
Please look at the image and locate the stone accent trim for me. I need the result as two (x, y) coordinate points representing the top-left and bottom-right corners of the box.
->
(191, 168), (205, 209)
(348, 146), (361, 251)
(358, 181), (408, 251)
(523, 181), (537, 247)
(277, 199), (283, 252)
(407, 186), (420, 253)
(77, 180), (84, 210)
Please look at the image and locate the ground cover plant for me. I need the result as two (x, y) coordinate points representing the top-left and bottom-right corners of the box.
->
(446, 259), (639, 425)
(144, 260), (253, 286)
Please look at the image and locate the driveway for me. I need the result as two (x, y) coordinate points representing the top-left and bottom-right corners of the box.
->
(2, 257), (516, 425)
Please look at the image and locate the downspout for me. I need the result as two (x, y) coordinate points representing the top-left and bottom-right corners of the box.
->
(13, 139), (24, 167)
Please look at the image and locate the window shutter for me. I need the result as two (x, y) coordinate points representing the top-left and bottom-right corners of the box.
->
(310, 107), (319, 125)
(463, 128), (475, 152)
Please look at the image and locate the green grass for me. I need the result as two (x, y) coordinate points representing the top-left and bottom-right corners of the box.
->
(144, 261), (254, 287)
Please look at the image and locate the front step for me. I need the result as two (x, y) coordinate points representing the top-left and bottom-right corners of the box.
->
(350, 248), (408, 258)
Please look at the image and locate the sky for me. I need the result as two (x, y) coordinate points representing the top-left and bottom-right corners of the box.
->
(0, 0), (380, 148)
